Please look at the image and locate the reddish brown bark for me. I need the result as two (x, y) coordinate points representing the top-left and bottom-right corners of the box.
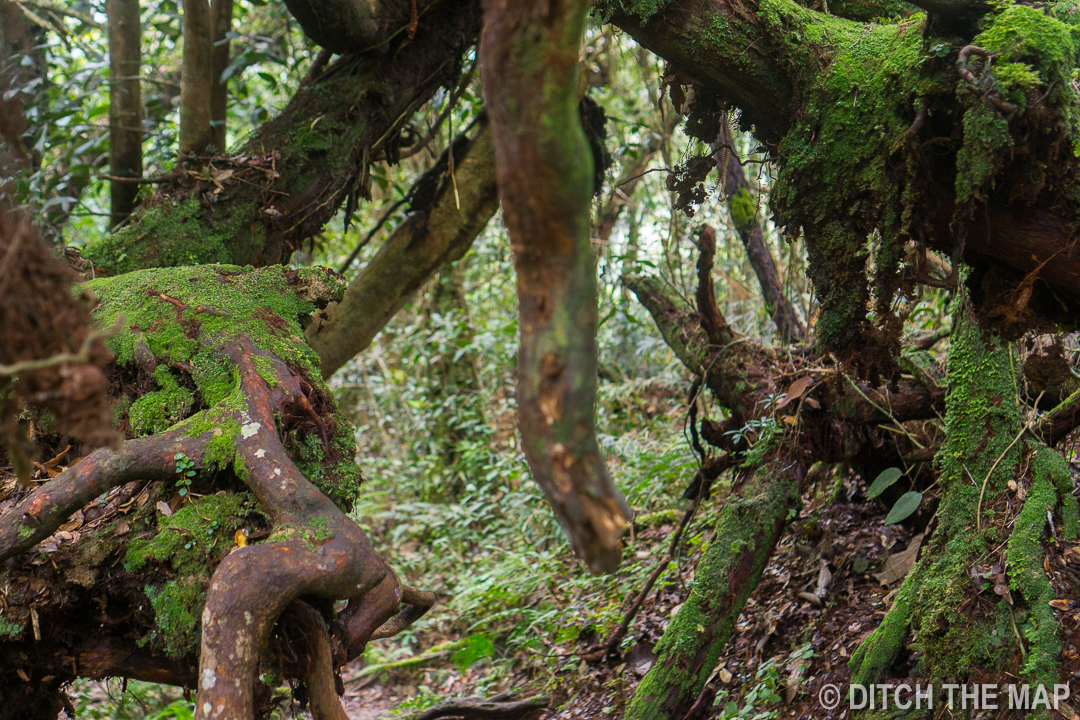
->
(0, 428), (210, 562)
(481, 0), (630, 574)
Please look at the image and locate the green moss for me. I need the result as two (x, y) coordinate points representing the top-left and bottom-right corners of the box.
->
(125, 492), (258, 573)
(626, 459), (799, 717)
(728, 187), (758, 237)
(850, 294), (1029, 690)
(82, 197), (263, 276)
(0, 616), (24, 640)
(955, 99), (1013, 203)
(746, 0), (1080, 352)
(128, 365), (195, 437)
(1030, 447), (1080, 541)
(144, 577), (205, 659)
(849, 592), (911, 689)
(594, 0), (669, 21)
(1006, 452), (1061, 690)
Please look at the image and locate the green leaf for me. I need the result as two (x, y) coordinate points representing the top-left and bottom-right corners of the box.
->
(885, 491), (922, 524)
(178, 487), (188, 496)
(450, 633), (496, 671)
(186, 470), (196, 478)
(866, 467), (903, 499)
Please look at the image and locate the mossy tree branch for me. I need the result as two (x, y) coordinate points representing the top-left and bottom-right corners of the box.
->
(625, 456), (800, 720)
(308, 122), (498, 378)
(82, 2), (481, 274)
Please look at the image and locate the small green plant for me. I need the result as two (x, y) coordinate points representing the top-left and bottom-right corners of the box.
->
(714, 657), (783, 719)
(174, 452), (195, 497)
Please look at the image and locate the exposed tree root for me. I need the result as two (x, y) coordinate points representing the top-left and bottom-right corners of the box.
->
(282, 601), (350, 720)
(194, 342), (393, 720)
(0, 427), (210, 562)
(409, 694), (549, 720)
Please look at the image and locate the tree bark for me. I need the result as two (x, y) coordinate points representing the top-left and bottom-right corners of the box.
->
(481, 0), (631, 574)
(107, 0), (143, 227)
(624, 457), (800, 720)
(179, 0), (213, 158)
(850, 291), (1080, 696)
(210, 0), (232, 152)
(723, 155), (805, 343)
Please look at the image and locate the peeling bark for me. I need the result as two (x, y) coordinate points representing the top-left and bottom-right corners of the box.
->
(481, 0), (630, 574)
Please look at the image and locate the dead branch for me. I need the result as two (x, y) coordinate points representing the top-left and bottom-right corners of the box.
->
(694, 226), (734, 346)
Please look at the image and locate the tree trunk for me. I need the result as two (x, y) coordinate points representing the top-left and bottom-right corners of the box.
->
(82, 1), (481, 274)
(849, 289), (1080, 704)
(107, 0), (143, 227)
(210, 0), (232, 152)
(179, 0), (213, 159)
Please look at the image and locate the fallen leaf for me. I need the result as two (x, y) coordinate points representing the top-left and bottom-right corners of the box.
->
(874, 533), (924, 586)
(1050, 599), (1070, 610)
(234, 528), (248, 548)
(776, 376), (815, 410)
(156, 501), (173, 517)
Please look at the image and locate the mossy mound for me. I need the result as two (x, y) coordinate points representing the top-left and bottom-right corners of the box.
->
(86, 263), (362, 509)
(0, 263), (366, 662)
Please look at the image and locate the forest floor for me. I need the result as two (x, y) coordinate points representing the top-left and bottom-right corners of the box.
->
(317, 461), (1080, 720)
(66, 461), (1080, 720)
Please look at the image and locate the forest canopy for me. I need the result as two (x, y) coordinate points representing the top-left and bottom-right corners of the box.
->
(1, 0), (1080, 718)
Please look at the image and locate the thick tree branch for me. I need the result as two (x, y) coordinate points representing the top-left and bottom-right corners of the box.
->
(624, 273), (941, 426)
(604, 0), (794, 142)
(308, 123), (498, 378)
(83, 2), (481, 273)
(482, 0), (630, 574)
(0, 428), (209, 562)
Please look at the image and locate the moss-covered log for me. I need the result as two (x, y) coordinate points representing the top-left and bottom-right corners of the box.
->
(81, 1), (481, 275)
(624, 455), (800, 720)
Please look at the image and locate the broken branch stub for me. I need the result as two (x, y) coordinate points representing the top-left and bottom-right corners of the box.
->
(481, 0), (630, 574)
